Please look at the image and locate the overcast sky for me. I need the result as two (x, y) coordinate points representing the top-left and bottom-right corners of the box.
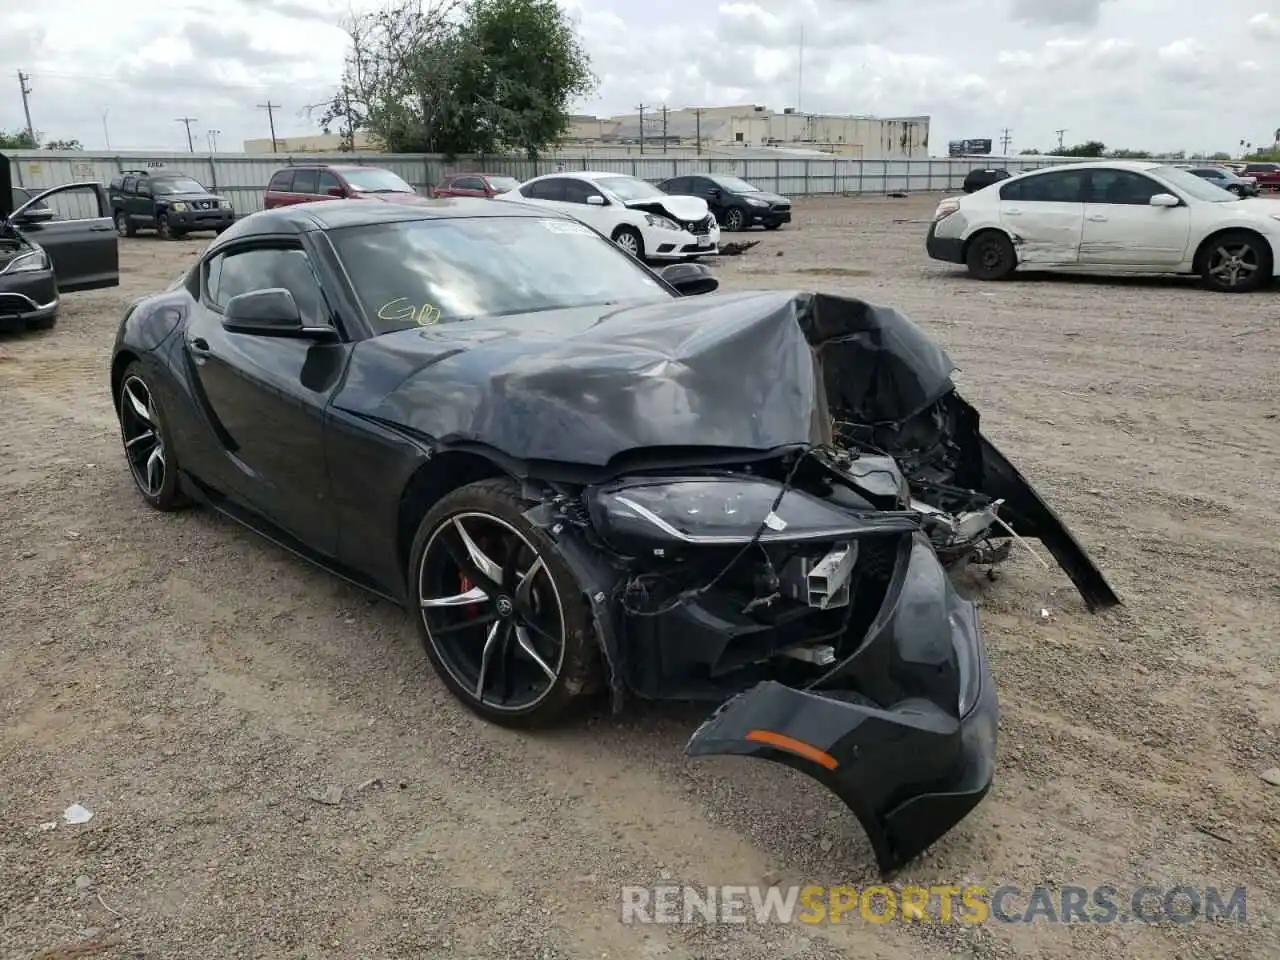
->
(3, 0), (1278, 156)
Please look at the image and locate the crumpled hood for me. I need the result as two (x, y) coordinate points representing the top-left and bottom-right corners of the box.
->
(624, 194), (709, 222)
(337, 290), (955, 467)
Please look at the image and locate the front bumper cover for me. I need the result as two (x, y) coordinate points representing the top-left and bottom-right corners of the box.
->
(0, 270), (58, 329)
(685, 535), (998, 877)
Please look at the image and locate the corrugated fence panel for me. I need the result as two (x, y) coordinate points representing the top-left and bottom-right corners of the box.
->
(4, 149), (1104, 221)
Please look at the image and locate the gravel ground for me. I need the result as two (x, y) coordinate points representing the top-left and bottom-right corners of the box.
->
(1, 195), (1277, 960)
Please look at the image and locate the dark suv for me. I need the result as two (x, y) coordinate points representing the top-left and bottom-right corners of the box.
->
(108, 169), (234, 239)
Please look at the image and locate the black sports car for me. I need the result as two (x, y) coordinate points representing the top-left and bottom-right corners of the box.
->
(109, 197), (1119, 875)
(1, 157), (121, 332)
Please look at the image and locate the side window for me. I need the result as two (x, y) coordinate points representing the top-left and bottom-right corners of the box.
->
(454, 176), (485, 191)
(316, 170), (342, 195)
(121, 176), (136, 194)
(136, 179), (152, 198)
(1000, 170), (1085, 203)
(205, 247), (328, 324)
(664, 178), (688, 193)
(524, 178), (566, 201)
(1087, 170), (1163, 205)
(291, 168), (319, 195)
(268, 169), (294, 192)
(562, 179), (604, 204)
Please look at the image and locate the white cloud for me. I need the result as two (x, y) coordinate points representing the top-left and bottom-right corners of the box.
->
(1, 0), (1277, 155)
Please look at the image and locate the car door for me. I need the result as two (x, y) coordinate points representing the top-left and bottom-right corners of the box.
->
(518, 177), (569, 209)
(315, 169), (346, 201)
(11, 183), (119, 291)
(265, 169), (293, 208)
(450, 175), (488, 198)
(559, 178), (616, 231)
(132, 178), (156, 227)
(289, 167), (320, 205)
(1079, 169), (1190, 266)
(182, 240), (346, 553)
(996, 169), (1086, 265)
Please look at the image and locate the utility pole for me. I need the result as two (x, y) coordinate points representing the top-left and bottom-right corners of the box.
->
(999, 127), (1012, 154)
(102, 110), (111, 151)
(176, 116), (198, 153)
(797, 25), (804, 113)
(1054, 128), (1067, 152)
(258, 101), (281, 152)
(17, 70), (35, 144)
(693, 107), (704, 156)
(660, 104), (668, 154)
(206, 129), (221, 153)
(635, 103), (645, 155)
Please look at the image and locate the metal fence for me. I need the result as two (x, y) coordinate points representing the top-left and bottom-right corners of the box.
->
(5, 149), (1091, 220)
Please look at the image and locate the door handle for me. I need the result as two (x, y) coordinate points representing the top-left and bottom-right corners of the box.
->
(188, 337), (211, 360)
(1087, 215), (1107, 222)
(1003, 208), (1021, 216)
(90, 223), (113, 232)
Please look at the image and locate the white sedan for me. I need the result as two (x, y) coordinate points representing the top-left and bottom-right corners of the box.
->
(497, 171), (719, 261)
(926, 159), (1280, 292)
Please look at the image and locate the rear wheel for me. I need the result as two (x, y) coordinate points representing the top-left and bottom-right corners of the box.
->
(114, 211), (136, 238)
(410, 478), (602, 728)
(1199, 231), (1270, 292)
(964, 230), (1017, 281)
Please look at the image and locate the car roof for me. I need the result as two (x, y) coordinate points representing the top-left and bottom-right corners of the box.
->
(215, 196), (564, 238)
(1023, 159), (1165, 173)
(527, 170), (638, 184)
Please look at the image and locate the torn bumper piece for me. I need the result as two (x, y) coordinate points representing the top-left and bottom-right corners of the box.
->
(685, 538), (999, 877)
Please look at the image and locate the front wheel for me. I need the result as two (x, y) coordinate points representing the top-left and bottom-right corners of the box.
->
(1200, 231), (1271, 292)
(723, 207), (746, 231)
(611, 225), (644, 260)
(409, 478), (602, 728)
(156, 213), (177, 240)
(964, 231), (1017, 281)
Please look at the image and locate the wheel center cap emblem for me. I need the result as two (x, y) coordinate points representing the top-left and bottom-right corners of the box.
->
(495, 596), (514, 617)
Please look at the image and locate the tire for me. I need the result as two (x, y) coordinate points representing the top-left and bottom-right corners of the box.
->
(611, 225), (645, 260)
(409, 477), (602, 728)
(1199, 231), (1271, 293)
(964, 230), (1017, 281)
(723, 207), (747, 231)
(27, 313), (57, 332)
(114, 210), (136, 238)
(116, 362), (190, 511)
(156, 213), (175, 240)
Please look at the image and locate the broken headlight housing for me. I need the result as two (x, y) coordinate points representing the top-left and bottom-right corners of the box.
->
(588, 477), (891, 551)
(0, 249), (49, 275)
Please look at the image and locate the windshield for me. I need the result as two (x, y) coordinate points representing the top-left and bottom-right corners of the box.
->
(329, 216), (671, 334)
(341, 167), (415, 193)
(487, 176), (520, 193)
(154, 178), (207, 194)
(710, 176), (760, 193)
(1152, 165), (1238, 202)
(596, 176), (666, 202)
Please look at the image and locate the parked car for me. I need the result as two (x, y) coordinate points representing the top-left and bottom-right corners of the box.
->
(264, 164), (425, 208)
(961, 168), (1012, 193)
(0, 166), (120, 332)
(497, 171), (718, 260)
(430, 172), (521, 198)
(1179, 165), (1259, 197)
(655, 174), (791, 231)
(1240, 162), (1280, 191)
(108, 195), (1118, 874)
(926, 160), (1280, 292)
(108, 169), (234, 240)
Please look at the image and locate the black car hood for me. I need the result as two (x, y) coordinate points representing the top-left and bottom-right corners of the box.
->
(339, 290), (955, 467)
(741, 190), (789, 204)
(165, 192), (226, 203)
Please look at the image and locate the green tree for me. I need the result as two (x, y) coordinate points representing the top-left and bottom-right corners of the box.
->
(1107, 148), (1151, 158)
(1059, 140), (1107, 157)
(43, 138), (82, 150)
(0, 128), (39, 149)
(319, 0), (595, 158)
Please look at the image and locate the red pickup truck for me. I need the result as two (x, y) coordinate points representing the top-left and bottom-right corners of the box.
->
(1239, 162), (1280, 191)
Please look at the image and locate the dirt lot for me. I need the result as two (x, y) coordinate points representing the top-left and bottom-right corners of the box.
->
(2, 194), (1277, 960)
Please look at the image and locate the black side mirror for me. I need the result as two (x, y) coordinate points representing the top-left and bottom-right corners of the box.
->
(15, 208), (55, 224)
(707, 188), (722, 198)
(660, 262), (718, 296)
(223, 288), (336, 339)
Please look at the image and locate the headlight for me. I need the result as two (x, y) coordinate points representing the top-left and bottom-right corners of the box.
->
(220, 200), (233, 209)
(0, 249), (49, 275)
(645, 214), (680, 231)
(170, 202), (187, 212)
(745, 197), (768, 207)
(588, 477), (912, 550)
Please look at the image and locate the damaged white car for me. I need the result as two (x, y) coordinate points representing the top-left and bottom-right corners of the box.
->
(926, 159), (1280, 293)
(499, 171), (719, 261)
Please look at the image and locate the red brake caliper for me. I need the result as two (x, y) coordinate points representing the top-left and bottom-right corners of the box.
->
(458, 573), (478, 618)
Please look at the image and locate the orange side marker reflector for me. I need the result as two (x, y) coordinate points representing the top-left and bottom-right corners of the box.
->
(745, 729), (839, 770)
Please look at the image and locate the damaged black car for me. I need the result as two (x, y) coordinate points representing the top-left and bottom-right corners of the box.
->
(109, 198), (1119, 875)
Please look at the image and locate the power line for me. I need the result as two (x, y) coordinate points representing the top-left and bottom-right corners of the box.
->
(175, 116), (198, 153)
(258, 101), (281, 152)
(1055, 128), (1067, 152)
(999, 127), (1012, 154)
(635, 103), (646, 155)
(17, 70), (35, 143)
(206, 129), (221, 153)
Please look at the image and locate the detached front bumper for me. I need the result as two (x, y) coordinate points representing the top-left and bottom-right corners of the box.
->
(685, 536), (998, 877)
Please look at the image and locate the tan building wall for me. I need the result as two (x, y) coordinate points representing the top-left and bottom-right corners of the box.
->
(242, 132), (378, 154)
